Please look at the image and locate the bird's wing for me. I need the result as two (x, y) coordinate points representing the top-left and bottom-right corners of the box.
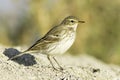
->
(24, 25), (67, 52)
(24, 32), (61, 52)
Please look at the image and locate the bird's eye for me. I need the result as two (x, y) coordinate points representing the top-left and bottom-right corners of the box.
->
(71, 20), (74, 23)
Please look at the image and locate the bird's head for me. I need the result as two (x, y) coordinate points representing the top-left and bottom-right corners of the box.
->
(60, 16), (85, 31)
(61, 16), (85, 26)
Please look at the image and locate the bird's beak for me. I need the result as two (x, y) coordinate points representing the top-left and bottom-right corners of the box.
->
(78, 20), (85, 23)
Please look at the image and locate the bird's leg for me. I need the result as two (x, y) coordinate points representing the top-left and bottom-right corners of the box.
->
(53, 56), (63, 70)
(47, 55), (57, 70)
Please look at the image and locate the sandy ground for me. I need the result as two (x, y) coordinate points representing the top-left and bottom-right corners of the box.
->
(0, 45), (120, 80)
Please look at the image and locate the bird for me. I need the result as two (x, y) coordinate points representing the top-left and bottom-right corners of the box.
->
(8, 16), (85, 70)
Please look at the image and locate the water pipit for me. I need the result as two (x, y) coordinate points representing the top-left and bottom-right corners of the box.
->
(8, 16), (85, 70)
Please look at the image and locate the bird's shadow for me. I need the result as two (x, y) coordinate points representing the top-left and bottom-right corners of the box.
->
(3, 48), (37, 66)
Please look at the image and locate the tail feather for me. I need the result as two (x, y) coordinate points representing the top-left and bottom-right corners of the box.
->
(8, 51), (27, 60)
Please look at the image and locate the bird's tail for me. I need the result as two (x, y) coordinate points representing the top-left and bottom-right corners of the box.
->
(8, 50), (27, 60)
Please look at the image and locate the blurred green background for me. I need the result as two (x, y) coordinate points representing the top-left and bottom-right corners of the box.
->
(0, 0), (120, 64)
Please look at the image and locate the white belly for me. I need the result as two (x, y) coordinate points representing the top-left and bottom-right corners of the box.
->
(48, 33), (76, 55)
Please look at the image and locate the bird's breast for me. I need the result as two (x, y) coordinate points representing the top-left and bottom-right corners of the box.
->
(48, 32), (76, 55)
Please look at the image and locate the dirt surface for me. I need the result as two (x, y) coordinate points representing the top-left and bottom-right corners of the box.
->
(0, 45), (120, 80)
